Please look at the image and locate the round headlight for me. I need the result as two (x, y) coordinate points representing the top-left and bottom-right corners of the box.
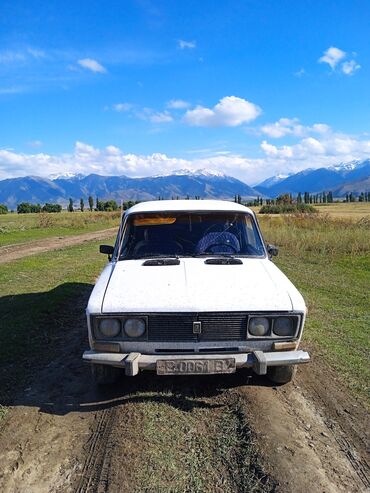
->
(124, 318), (146, 338)
(274, 317), (294, 336)
(249, 317), (270, 336)
(99, 318), (121, 338)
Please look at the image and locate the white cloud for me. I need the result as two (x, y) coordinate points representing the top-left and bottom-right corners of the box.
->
(148, 112), (173, 123)
(178, 40), (196, 49)
(137, 108), (173, 123)
(166, 99), (190, 109)
(341, 59), (361, 75)
(0, 86), (25, 95)
(319, 46), (346, 69)
(113, 103), (133, 112)
(77, 58), (106, 73)
(260, 132), (370, 168)
(294, 68), (305, 77)
(1, 127), (369, 184)
(261, 118), (331, 139)
(0, 47), (46, 64)
(183, 96), (261, 127)
(27, 140), (43, 148)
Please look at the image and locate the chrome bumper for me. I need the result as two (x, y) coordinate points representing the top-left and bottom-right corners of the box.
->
(82, 350), (310, 376)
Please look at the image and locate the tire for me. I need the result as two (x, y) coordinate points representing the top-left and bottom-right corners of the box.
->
(91, 364), (122, 385)
(267, 365), (296, 384)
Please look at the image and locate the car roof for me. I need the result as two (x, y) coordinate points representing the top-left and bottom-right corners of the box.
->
(125, 199), (254, 215)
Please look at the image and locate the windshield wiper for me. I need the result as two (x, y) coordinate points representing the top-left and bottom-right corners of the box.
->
(192, 252), (236, 258)
(123, 253), (180, 260)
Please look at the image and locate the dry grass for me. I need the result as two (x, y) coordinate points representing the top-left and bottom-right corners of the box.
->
(259, 214), (370, 257)
(0, 211), (121, 246)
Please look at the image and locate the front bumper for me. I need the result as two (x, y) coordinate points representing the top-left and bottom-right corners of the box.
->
(82, 349), (310, 376)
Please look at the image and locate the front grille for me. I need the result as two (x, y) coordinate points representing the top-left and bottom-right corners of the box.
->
(148, 313), (247, 342)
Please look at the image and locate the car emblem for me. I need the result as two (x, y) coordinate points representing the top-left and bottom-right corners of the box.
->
(193, 321), (202, 334)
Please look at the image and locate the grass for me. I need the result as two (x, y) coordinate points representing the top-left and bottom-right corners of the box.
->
(118, 385), (274, 492)
(0, 211), (121, 246)
(0, 238), (113, 406)
(252, 201), (370, 220)
(259, 214), (370, 400)
(314, 201), (370, 219)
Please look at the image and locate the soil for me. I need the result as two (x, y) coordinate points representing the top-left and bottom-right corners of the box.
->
(0, 232), (368, 492)
(0, 228), (118, 264)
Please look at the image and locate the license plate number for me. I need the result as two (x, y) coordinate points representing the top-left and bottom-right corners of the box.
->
(157, 358), (236, 375)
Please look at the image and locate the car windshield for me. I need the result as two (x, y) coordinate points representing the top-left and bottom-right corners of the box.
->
(117, 211), (266, 259)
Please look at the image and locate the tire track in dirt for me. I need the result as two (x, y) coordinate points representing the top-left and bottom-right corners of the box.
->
(75, 407), (118, 493)
(0, 227), (117, 264)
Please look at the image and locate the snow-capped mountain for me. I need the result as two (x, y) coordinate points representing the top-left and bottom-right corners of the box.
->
(49, 172), (85, 180)
(154, 168), (227, 178)
(1, 159), (369, 208)
(256, 173), (293, 189)
(254, 159), (370, 197)
(0, 170), (259, 208)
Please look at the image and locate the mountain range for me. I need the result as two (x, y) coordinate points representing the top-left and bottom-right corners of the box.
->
(0, 160), (369, 209)
(254, 159), (370, 197)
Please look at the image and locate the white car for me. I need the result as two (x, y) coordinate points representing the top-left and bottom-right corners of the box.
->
(83, 200), (310, 384)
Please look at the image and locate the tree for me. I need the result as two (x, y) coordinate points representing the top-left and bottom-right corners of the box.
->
(17, 202), (41, 213)
(42, 203), (62, 213)
(68, 198), (74, 212)
(88, 196), (94, 212)
(0, 204), (8, 214)
(80, 198), (84, 212)
(276, 193), (292, 205)
(297, 192), (302, 204)
(103, 200), (118, 211)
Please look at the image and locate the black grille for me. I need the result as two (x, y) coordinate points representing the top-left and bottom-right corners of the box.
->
(148, 313), (247, 342)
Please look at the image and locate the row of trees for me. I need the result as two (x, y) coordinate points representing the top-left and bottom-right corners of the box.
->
(235, 190), (369, 207)
(12, 198), (140, 214)
(17, 203), (62, 214)
(1, 190), (369, 214)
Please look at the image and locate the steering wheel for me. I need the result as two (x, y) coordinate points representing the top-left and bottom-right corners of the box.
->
(203, 242), (238, 254)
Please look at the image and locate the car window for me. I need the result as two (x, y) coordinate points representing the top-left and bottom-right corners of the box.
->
(118, 211), (265, 259)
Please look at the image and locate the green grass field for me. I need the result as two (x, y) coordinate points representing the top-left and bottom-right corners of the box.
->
(0, 211), (121, 246)
(0, 213), (369, 409)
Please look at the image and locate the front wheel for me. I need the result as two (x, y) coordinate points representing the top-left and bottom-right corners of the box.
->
(91, 364), (122, 385)
(267, 365), (296, 384)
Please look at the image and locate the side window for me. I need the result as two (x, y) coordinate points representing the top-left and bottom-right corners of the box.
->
(244, 215), (257, 249)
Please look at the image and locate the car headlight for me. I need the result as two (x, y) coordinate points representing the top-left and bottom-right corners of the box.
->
(99, 318), (121, 338)
(124, 318), (146, 338)
(249, 317), (270, 336)
(273, 317), (294, 336)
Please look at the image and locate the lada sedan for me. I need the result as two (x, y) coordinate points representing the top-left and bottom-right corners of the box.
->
(83, 200), (310, 384)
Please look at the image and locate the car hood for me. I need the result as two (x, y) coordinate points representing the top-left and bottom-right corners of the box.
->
(101, 258), (301, 313)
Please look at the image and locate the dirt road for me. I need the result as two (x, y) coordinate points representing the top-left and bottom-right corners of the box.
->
(0, 228), (118, 264)
(0, 291), (368, 493)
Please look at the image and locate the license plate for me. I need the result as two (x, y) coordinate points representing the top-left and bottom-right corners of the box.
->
(157, 358), (236, 375)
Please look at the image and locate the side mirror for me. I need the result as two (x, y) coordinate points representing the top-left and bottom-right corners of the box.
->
(266, 244), (279, 257)
(100, 245), (114, 260)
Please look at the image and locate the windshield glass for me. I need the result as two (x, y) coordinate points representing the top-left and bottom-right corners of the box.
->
(118, 211), (266, 259)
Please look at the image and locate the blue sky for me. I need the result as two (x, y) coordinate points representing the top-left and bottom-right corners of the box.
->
(0, 0), (369, 183)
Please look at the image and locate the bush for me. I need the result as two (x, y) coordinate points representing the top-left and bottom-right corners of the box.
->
(259, 203), (318, 214)
(17, 202), (42, 214)
(0, 204), (8, 214)
(42, 203), (62, 213)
